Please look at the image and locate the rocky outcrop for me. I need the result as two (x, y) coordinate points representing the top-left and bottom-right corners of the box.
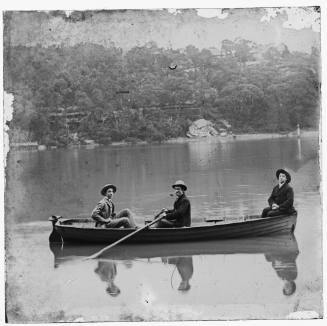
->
(187, 118), (233, 138)
(187, 119), (219, 138)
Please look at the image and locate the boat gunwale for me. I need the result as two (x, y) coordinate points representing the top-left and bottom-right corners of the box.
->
(55, 213), (297, 232)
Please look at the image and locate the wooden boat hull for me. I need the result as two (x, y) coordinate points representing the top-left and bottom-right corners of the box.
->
(53, 213), (297, 244)
(50, 233), (299, 262)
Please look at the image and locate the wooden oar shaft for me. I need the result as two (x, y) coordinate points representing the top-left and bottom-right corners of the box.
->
(86, 212), (165, 260)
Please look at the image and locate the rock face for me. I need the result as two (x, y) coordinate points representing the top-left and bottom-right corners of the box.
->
(187, 119), (219, 138)
(187, 118), (233, 138)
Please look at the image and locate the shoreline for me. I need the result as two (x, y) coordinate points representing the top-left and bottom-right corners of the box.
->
(10, 130), (319, 151)
(164, 130), (318, 144)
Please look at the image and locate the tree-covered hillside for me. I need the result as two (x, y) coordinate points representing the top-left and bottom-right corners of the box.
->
(4, 39), (320, 146)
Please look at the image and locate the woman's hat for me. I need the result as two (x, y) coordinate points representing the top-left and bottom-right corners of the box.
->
(172, 180), (187, 191)
(276, 169), (291, 183)
(101, 184), (117, 196)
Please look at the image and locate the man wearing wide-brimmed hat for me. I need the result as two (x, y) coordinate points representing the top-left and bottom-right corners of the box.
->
(91, 184), (137, 228)
(155, 180), (191, 228)
(261, 169), (296, 218)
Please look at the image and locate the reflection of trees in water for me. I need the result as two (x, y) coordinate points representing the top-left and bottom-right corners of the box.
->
(290, 137), (318, 172)
(283, 138), (318, 197)
(162, 256), (194, 291)
(188, 141), (228, 169)
(188, 136), (317, 174)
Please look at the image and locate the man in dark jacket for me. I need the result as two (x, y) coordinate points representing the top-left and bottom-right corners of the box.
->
(156, 180), (191, 228)
(261, 169), (296, 218)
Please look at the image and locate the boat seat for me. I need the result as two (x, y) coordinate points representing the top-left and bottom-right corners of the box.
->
(205, 218), (225, 223)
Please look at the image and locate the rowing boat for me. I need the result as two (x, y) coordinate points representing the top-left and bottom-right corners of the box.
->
(49, 212), (297, 244)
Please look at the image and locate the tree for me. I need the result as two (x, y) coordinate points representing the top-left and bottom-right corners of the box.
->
(220, 83), (267, 131)
(4, 40), (320, 145)
(234, 39), (254, 64)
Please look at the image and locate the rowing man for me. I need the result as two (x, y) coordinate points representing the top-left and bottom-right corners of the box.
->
(92, 184), (138, 228)
(261, 169), (296, 218)
(155, 180), (191, 228)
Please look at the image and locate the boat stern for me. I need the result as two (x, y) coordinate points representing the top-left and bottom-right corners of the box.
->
(49, 215), (63, 243)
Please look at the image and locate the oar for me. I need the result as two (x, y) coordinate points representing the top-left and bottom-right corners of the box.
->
(85, 210), (166, 260)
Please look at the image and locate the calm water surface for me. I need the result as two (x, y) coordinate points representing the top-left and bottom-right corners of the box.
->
(5, 133), (322, 321)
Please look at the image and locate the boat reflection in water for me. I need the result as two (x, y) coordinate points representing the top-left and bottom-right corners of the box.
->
(49, 234), (299, 296)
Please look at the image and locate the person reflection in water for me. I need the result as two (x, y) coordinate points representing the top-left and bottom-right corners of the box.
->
(94, 261), (120, 297)
(265, 245), (299, 296)
(261, 169), (296, 218)
(162, 256), (194, 291)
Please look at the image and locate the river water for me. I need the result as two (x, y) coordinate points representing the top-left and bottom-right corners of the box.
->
(5, 133), (323, 321)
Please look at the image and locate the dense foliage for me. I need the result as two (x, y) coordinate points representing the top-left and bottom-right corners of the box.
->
(4, 40), (320, 146)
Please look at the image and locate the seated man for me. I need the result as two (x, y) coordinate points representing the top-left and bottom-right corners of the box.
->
(261, 169), (296, 218)
(92, 184), (137, 228)
(155, 180), (191, 228)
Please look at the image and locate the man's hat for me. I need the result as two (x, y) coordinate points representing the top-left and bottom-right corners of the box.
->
(172, 180), (187, 191)
(101, 184), (117, 196)
(276, 169), (291, 183)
